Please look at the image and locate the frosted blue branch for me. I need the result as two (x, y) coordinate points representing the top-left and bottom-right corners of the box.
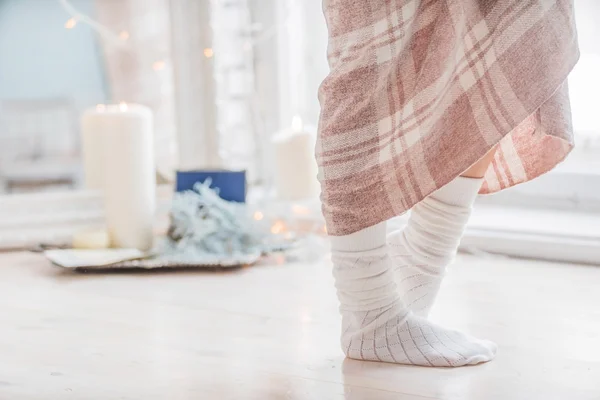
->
(161, 180), (291, 261)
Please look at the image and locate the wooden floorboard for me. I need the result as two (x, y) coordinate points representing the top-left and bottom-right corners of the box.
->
(0, 251), (599, 399)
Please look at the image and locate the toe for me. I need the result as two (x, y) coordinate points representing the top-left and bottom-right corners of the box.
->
(465, 339), (497, 365)
(482, 339), (498, 356)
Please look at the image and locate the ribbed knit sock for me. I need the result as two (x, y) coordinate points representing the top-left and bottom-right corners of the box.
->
(389, 176), (483, 317)
(331, 221), (496, 367)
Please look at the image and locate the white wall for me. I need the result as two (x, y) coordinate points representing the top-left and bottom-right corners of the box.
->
(0, 0), (108, 108)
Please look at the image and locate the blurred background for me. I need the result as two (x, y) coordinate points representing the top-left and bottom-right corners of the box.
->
(0, 0), (328, 193)
(0, 0), (599, 263)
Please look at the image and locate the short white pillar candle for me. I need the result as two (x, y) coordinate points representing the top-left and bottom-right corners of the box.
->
(272, 116), (319, 201)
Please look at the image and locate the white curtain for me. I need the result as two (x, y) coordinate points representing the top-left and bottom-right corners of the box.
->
(94, 0), (178, 180)
(211, 0), (259, 180)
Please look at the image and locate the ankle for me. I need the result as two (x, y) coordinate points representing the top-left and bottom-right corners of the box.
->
(330, 222), (387, 253)
(432, 176), (483, 208)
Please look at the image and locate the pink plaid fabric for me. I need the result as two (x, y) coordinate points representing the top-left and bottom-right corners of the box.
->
(317, 0), (579, 236)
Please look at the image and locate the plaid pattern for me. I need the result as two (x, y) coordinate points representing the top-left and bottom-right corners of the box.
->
(317, 0), (579, 235)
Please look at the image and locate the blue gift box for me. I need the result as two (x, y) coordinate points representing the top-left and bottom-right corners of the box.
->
(176, 170), (247, 203)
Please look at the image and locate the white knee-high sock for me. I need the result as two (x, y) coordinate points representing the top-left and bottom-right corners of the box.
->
(331, 221), (496, 367)
(389, 176), (483, 317)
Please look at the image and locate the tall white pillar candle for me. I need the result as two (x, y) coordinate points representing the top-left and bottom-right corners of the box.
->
(81, 103), (156, 251)
(272, 116), (319, 200)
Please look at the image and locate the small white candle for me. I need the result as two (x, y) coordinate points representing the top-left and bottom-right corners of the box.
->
(272, 116), (319, 200)
(81, 103), (156, 251)
(72, 229), (110, 250)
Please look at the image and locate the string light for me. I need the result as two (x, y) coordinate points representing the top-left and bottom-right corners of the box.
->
(64, 18), (77, 29)
(59, 0), (124, 45)
(291, 204), (310, 215)
(253, 211), (264, 221)
(119, 102), (128, 111)
(270, 220), (286, 234)
(59, 0), (300, 67)
(152, 60), (166, 71)
(275, 255), (286, 265)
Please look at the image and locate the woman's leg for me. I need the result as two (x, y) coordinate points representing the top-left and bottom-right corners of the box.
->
(461, 146), (499, 178)
(331, 220), (496, 366)
(389, 147), (498, 316)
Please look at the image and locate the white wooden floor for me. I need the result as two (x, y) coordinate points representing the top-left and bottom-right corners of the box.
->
(1, 251), (599, 400)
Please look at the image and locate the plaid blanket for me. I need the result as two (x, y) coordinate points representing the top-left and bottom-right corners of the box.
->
(317, 0), (579, 235)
